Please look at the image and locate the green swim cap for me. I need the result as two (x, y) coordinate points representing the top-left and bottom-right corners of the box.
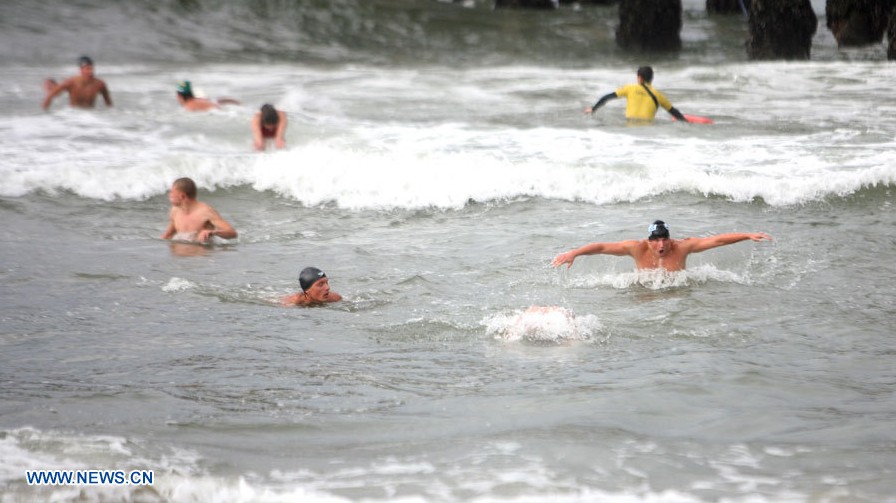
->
(176, 80), (192, 95)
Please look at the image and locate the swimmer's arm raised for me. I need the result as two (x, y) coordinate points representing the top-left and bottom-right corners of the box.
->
(551, 240), (637, 268)
(681, 232), (772, 254)
(42, 78), (72, 110)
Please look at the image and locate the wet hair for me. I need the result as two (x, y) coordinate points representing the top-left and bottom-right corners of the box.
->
(78, 55), (94, 67)
(260, 104), (279, 126)
(172, 177), (197, 199)
(637, 66), (654, 83)
(299, 267), (326, 292)
(648, 220), (670, 240)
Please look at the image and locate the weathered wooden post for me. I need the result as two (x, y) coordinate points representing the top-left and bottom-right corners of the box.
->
(616, 0), (682, 52)
(747, 0), (817, 59)
(826, 0), (895, 46)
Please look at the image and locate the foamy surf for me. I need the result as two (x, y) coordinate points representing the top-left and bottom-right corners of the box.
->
(484, 306), (603, 343)
(3, 60), (896, 208)
(563, 266), (750, 291)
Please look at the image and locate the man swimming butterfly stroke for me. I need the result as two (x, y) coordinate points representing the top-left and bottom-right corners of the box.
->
(552, 221), (772, 272)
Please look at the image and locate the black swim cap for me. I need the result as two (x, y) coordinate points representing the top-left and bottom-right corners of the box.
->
(78, 56), (94, 67)
(299, 267), (326, 292)
(648, 220), (670, 240)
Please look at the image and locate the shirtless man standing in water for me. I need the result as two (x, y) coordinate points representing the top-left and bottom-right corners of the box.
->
(42, 56), (112, 110)
(552, 220), (771, 272)
(161, 177), (237, 243)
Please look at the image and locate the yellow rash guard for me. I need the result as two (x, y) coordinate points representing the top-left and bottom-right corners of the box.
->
(615, 83), (673, 121)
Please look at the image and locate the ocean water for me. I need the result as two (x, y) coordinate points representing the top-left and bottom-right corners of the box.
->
(2, 1), (896, 502)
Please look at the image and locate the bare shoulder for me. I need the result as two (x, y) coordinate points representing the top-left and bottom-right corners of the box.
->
(282, 293), (305, 306)
(622, 239), (648, 251)
(56, 76), (77, 89)
(195, 200), (220, 214)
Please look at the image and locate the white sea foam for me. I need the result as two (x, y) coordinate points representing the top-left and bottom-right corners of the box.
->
(565, 266), (750, 291)
(2, 61), (894, 208)
(162, 277), (196, 292)
(485, 306), (603, 343)
(1, 427), (796, 503)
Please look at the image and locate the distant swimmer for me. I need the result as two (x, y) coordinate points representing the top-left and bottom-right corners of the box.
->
(176, 80), (240, 111)
(252, 104), (287, 151)
(282, 267), (343, 306)
(585, 66), (688, 123)
(552, 220), (772, 272)
(161, 177), (237, 243)
(42, 56), (112, 110)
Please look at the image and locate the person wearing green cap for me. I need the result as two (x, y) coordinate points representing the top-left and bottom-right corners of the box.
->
(176, 80), (240, 111)
(42, 55), (112, 110)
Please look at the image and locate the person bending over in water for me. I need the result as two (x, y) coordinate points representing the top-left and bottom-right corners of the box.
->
(42, 56), (112, 110)
(252, 104), (287, 150)
(176, 80), (240, 112)
(282, 267), (343, 306)
(552, 220), (772, 272)
(585, 66), (687, 123)
(161, 177), (237, 243)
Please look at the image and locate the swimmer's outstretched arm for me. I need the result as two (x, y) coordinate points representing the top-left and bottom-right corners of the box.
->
(584, 92), (618, 114)
(551, 240), (638, 268)
(680, 232), (772, 254)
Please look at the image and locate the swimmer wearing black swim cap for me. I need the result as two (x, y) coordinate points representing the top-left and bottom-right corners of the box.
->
(552, 220), (772, 272)
(282, 267), (343, 306)
(647, 220), (670, 240)
(299, 267), (326, 292)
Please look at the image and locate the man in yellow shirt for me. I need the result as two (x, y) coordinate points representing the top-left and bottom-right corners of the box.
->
(585, 66), (688, 123)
